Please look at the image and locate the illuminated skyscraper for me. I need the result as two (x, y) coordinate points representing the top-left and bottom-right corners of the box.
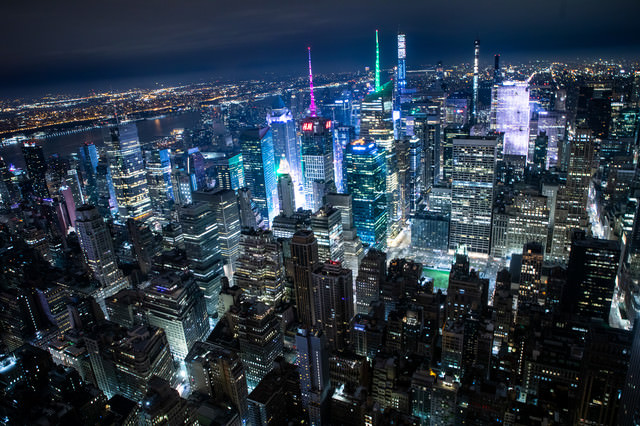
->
(215, 153), (245, 191)
(326, 193), (364, 276)
(75, 205), (128, 309)
(344, 139), (388, 249)
(232, 301), (283, 389)
(550, 128), (595, 262)
(233, 230), (286, 306)
(145, 148), (174, 220)
(397, 32), (406, 93)
(300, 117), (335, 211)
(490, 81), (531, 159)
(21, 141), (49, 199)
(193, 189), (242, 277)
(375, 30), (381, 93)
(277, 172), (296, 217)
(180, 201), (225, 316)
(240, 127), (279, 225)
(104, 123), (153, 222)
(449, 137), (497, 255)
(267, 108), (302, 187)
(143, 272), (209, 361)
(518, 242), (545, 307)
(311, 206), (344, 263)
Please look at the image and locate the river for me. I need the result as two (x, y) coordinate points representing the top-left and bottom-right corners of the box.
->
(0, 111), (202, 168)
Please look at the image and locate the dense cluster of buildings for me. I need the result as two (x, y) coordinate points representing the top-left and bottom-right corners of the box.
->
(1, 30), (640, 425)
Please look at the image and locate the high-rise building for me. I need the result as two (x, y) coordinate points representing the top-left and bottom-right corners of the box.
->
(179, 202), (224, 316)
(277, 172), (296, 217)
(143, 272), (209, 361)
(232, 301), (283, 389)
(104, 123), (153, 222)
(518, 242), (545, 307)
(300, 117), (335, 211)
(446, 254), (489, 323)
(139, 376), (196, 425)
(84, 324), (176, 400)
(619, 323), (640, 425)
(490, 81), (531, 159)
(310, 206), (344, 263)
(563, 232), (620, 320)
(291, 230), (320, 327)
(355, 249), (386, 315)
(325, 193), (364, 276)
(311, 260), (354, 351)
(21, 141), (49, 199)
(550, 128), (595, 262)
(234, 230), (286, 306)
(193, 189), (242, 278)
(240, 127), (279, 225)
(185, 341), (249, 420)
(449, 137), (497, 255)
(75, 205), (128, 310)
(296, 328), (330, 426)
(215, 153), (245, 191)
(344, 139), (388, 249)
(145, 148), (174, 220)
(267, 108), (302, 188)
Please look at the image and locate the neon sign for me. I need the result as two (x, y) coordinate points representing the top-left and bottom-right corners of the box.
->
(302, 122), (313, 131)
(325, 120), (332, 129)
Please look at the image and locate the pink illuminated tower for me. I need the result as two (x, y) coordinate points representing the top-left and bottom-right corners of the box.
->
(308, 47), (317, 117)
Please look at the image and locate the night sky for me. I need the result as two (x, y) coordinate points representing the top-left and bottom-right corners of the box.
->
(1, 0), (639, 96)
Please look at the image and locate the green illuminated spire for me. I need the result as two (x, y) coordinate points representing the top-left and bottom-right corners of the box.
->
(375, 29), (381, 92)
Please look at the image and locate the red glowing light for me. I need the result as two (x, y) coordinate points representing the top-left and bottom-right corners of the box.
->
(302, 122), (313, 131)
(325, 120), (332, 129)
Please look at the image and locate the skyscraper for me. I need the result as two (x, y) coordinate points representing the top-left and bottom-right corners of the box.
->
(311, 260), (354, 351)
(75, 205), (128, 310)
(277, 172), (295, 217)
(300, 117), (335, 211)
(193, 189), (242, 278)
(518, 242), (545, 307)
(325, 192), (364, 276)
(179, 201), (224, 316)
(310, 206), (344, 263)
(296, 328), (330, 426)
(344, 139), (388, 249)
(449, 137), (497, 255)
(21, 141), (49, 199)
(291, 230), (320, 328)
(355, 249), (386, 315)
(145, 148), (174, 221)
(563, 232), (620, 321)
(104, 123), (153, 222)
(232, 301), (283, 389)
(233, 230), (286, 306)
(240, 127), (279, 225)
(267, 108), (302, 188)
(490, 81), (531, 159)
(143, 272), (209, 361)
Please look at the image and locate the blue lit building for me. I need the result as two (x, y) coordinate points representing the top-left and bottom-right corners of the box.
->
(344, 139), (387, 249)
(333, 125), (355, 193)
(266, 108), (301, 187)
(240, 127), (279, 225)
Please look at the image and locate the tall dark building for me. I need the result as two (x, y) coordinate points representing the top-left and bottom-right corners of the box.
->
(21, 141), (49, 198)
(563, 232), (620, 320)
(291, 230), (320, 328)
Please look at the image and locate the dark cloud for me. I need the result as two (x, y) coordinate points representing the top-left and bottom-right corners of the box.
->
(1, 0), (639, 95)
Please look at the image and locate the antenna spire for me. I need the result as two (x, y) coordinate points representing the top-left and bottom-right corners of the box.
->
(375, 30), (381, 92)
(308, 47), (317, 117)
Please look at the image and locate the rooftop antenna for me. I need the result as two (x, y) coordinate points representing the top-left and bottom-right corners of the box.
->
(375, 29), (381, 92)
(308, 47), (317, 117)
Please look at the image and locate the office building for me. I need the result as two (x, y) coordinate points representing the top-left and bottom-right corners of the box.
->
(344, 139), (388, 249)
(311, 205), (344, 263)
(21, 141), (49, 199)
(296, 328), (330, 425)
(300, 117), (335, 211)
(490, 81), (531, 159)
(240, 127), (279, 224)
(104, 123), (153, 222)
(179, 201), (225, 316)
(291, 230), (320, 328)
(355, 249), (386, 315)
(234, 230), (286, 306)
(143, 272), (209, 361)
(449, 137), (497, 255)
